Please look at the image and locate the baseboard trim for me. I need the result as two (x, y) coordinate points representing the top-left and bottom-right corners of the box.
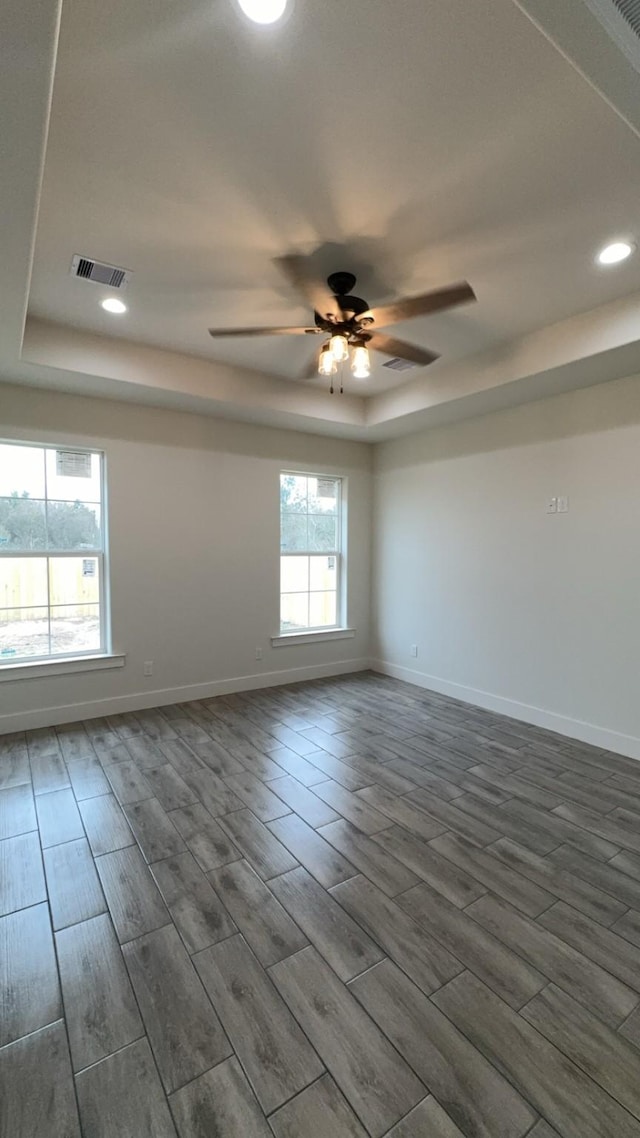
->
(0, 657), (371, 734)
(372, 659), (640, 761)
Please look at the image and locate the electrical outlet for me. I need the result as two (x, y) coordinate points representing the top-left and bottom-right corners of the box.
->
(255, 647), (263, 661)
(557, 496), (569, 513)
(143, 660), (153, 676)
(410, 644), (418, 658)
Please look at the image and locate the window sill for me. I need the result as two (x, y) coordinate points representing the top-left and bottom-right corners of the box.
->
(0, 653), (126, 682)
(271, 628), (355, 648)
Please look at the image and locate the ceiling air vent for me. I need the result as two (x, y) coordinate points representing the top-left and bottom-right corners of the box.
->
(612, 0), (640, 35)
(70, 255), (132, 289)
(582, 0), (640, 68)
(382, 357), (418, 372)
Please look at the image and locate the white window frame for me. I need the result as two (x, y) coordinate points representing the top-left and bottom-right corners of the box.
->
(278, 470), (346, 637)
(0, 439), (110, 666)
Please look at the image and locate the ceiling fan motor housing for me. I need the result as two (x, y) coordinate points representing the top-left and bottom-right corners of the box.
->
(314, 272), (372, 329)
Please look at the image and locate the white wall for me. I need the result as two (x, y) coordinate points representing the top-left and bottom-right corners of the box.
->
(5, 371), (640, 755)
(0, 384), (371, 731)
(373, 373), (640, 757)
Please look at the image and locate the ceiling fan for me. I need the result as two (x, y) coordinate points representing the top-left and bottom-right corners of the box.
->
(208, 255), (476, 391)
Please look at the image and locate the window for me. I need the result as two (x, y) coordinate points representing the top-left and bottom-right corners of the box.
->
(280, 472), (343, 632)
(0, 442), (108, 664)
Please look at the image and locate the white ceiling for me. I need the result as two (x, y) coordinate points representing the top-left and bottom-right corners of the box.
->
(3, 0), (640, 436)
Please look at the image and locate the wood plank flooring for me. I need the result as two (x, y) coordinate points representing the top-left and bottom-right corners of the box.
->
(3, 671), (640, 1136)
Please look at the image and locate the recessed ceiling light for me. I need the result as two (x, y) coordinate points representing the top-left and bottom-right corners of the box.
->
(101, 297), (127, 314)
(237, 0), (287, 24)
(596, 240), (634, 266)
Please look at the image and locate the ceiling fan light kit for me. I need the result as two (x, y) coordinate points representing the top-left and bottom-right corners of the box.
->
(318, 342), (337, 378)
(350, 342), (371, 380)
(329, 332), (349, 362)
(207, 256), (476, 392)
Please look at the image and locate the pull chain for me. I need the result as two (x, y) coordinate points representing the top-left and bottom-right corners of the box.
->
(327, 359), (346, 395)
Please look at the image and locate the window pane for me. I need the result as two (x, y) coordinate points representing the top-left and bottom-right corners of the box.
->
(281, 513), (308, 553)
(45, 449), (101, 503)
(280, 593), (309, 631)
(46, 501), (101, 551)
(281, 556), (309, 593)
(308, 515), (338, 552)
(0, 445), (45, 498)
(0, 497), (46, 551)
(280, 471), (343, 635)
(309, 555), (337, 591)
(0, 558), (48, 608)
(309, 592), (337, 628)
(308, 476), (339, 515)
(49, 557), (100, 606)
(0, 444), (106, 663)
(0, 607), (49, 660)
(280, 474), (307, 513)
(50, 604), (100, 655)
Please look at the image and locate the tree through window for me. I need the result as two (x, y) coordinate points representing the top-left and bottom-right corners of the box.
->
(280, 472), (342, 632)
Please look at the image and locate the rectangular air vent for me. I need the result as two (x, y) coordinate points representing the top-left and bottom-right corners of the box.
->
(382, 357), (418, 372)
(583, 0), (640, 67)
(612, 0), (640, 36)
(70, 254), (131, 289)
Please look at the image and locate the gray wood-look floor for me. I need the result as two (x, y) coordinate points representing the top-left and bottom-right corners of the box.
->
(2, 673), (640, 1136)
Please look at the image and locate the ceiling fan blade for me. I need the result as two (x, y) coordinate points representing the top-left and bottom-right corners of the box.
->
(367, 332), (439, 366)
(276, 255), (342, 323)
(208, 325), (321, 338)
(359, 281), (476, 328)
